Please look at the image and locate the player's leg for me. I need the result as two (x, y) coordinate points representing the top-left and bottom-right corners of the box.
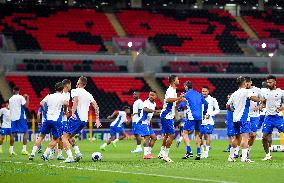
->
(228, 122), (240, 162)
(62, 132), (75, 162)
(194, 130), (202, 160)
(42, 137), (59, 161)
(149, 132), (157, 155)
(261, 116), (273, 160)
(132, 122), (142, 152)
(176, 126), (184, 148)
(56, 137), (65, 160)
(158, 134), (167, 159)
(223, 136), (232, 152)
(9, 132), (16, 155)
(0, 134), (4, 153)
(194, 121), (203, 160)
(29, 134), (46, 160)
(21, 131), (28, 154)
(118, 131), (127, 140)
(143, 135), (151, 159)
(181, 130), (193, 159)
(248, 117), (258, 157)
(240, 132), (251, 162)
(144, 126), (156, 158)
(162, 119), (176, 162)
(203, 133), (211, 158)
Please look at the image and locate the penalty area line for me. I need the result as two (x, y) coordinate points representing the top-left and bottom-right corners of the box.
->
(1, 161), (238, 183)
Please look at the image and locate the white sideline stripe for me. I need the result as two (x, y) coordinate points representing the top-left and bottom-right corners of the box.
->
(1, 161), (238, 183)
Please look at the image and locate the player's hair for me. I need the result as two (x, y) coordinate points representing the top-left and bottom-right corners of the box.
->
(122, 106), (130, 110)
(266, 75), (276, 81)
(62, 79), (71, 86)
(55, 82), (64, 92)
(236, 76), (246, 86)
(13, 87), (20, 92)
(168, 75), (177, 84)
(184, 81), (192, 89)
(262, 81), (267, 88)
(133, 90), (140, 95)
(150, 90), (157, 94)
(244, 76), (251, 82)
(202, 85), (209, 90)
(79, 76), (87, 86)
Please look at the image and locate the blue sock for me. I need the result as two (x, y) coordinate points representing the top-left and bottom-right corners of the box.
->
(197, 147), (201, 156)
(187, 146), (192, 154)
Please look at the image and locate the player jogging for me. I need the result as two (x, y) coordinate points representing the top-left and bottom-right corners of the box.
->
(200, 85), (220, 159)
(261, 75), (284, 161)
(9, 87), (29, 155)
(131, 91), (143, 153)
(100, 106), (130, 151)
(136, 91), (158, 159)
(158, 75), (183, 163)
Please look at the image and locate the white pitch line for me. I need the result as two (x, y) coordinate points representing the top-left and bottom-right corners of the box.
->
(1, 161), (238, 183)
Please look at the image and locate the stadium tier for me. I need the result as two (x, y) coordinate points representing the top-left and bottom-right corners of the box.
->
(5, 75), (162, 119)
(164, 61), (268, 73)
(0, 6), (117, 52)
(116, 9), (248, 54)
(17, 59), (126, 72)
(241, 10), (284, 43)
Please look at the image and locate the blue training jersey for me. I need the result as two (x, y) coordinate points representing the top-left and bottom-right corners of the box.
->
(183, 89), (208, 121)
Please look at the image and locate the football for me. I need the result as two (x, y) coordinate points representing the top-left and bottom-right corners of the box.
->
(92, 152), (102, 161)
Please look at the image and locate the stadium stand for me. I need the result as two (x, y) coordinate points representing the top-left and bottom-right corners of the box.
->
(17, 59), (126, 72)
(241, 10), (284, 43)
(203, 0), (258, 6)
(116, 9), (248, 54)
(0, 5), (117, 52)
(5, 75), (161, 120)
(163, 61), (268, 73)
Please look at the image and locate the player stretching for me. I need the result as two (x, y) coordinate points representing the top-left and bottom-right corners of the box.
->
(62, 76), (101, 163)
(131, 91), (143, 153)
(29, 82), (68, 161)
(100, 106), (130, 151)
(136, 91), (158, 159)
(200, 86), (220, 159)
(245, 77), (262, 158)
(226, 76), (263, 163)
(49, 79), (71, 160)
(158, 75), (183, 162)
(0, 101), (12, 153)
(182, 81), (208, 160)
(262, 75), (284, 161)
(9, 87), (29, 155)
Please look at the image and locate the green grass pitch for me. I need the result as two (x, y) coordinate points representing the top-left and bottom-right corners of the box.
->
(0, 140), (284, 183)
